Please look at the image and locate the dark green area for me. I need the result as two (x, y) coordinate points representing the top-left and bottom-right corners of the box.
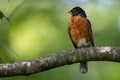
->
(0, 0), (120, 80)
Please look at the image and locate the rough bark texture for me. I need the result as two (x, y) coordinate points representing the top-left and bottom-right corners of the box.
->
(0, 47), (120, 78)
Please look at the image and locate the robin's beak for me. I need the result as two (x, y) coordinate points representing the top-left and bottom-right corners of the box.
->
(68, 10), (71, 14)
(65, 10), (71, 14)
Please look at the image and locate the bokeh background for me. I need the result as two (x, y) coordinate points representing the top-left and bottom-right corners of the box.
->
(0, 0), (120, 80)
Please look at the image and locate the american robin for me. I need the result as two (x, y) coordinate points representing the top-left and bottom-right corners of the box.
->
(68, 6), (94, 73)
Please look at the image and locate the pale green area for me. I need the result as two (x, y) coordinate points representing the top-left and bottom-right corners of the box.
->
(0, 0), (120, 80)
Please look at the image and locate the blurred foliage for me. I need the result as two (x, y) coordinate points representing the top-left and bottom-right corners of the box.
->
(0, 11), (5, 20)
(0, 0), (120, 80)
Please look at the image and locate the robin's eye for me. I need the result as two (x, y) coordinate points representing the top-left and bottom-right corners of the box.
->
(74, 9), (77, 12)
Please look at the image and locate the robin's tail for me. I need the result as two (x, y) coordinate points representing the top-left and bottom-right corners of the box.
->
(80, 62), (88, 74)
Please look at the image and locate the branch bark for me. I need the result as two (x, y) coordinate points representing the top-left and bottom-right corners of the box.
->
(0, 46), (120, 78)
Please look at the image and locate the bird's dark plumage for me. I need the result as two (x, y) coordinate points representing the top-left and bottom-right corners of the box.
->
(70, 6), (87, 18)
(68, 6), (94, 73)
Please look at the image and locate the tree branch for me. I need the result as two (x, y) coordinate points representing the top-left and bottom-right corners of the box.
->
(0, 46), (120, 78)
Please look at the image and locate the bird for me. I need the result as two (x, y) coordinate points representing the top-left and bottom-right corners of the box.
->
(68, 6), (94, 74)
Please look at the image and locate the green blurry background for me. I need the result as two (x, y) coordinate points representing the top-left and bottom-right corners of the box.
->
(0, 0), (120, 80)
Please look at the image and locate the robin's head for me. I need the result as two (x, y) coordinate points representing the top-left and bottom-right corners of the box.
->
(69, 6), (87, 18)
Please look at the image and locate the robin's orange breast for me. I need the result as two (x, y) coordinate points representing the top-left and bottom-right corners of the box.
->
(68, 16), (90, 47)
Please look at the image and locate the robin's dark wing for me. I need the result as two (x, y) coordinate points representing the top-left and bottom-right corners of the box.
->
(68, 28), (78, 48)
(86, 19), (94, 47)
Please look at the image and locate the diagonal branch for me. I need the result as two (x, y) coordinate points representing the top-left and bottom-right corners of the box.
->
(0, 46), (120, 78)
